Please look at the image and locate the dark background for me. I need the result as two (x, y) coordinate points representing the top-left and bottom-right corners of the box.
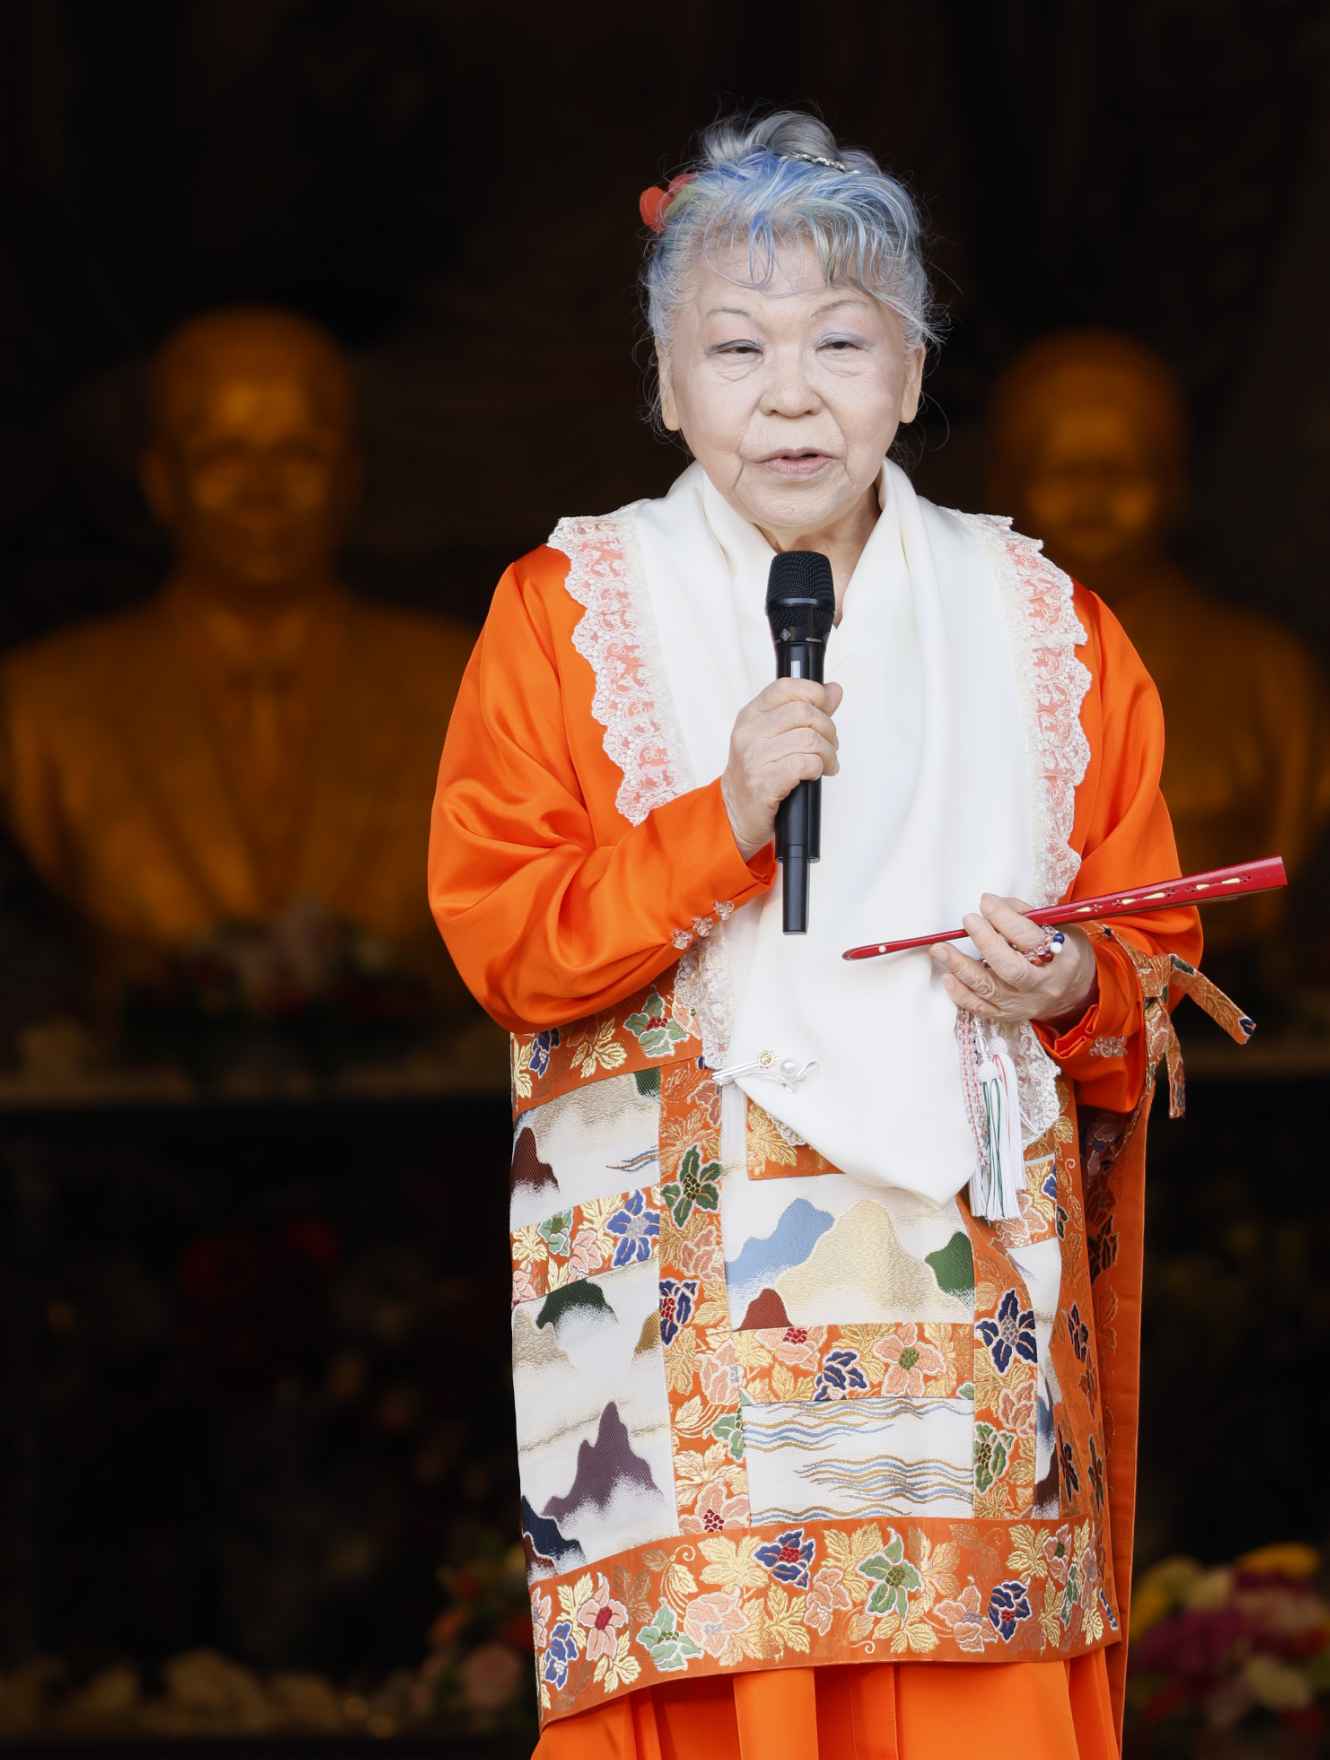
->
(3, 0), (1329, 1743)
(8, 2), (1330, 647)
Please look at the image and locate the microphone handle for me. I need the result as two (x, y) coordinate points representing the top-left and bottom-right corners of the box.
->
(774, 637), (825, 934)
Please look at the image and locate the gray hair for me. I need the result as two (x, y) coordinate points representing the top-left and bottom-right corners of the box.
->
(642, 109), (942, 387)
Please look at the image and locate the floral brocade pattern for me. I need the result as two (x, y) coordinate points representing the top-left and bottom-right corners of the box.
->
(510, 1185), (662, 1306)
(510, 999), (700, 1117)
(532, 1512), (1117, 1715)
(510, 999), (1132, 1725)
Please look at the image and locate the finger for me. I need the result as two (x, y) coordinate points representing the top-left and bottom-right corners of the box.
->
(929, 940), (1007, 1005)
(759, 678), (843, 714)
(769, 751), (829, 796)
(762, 700), (841, 745)
(940, 969), (1004, 1019)
(764, 730), (839, 775)
(979, 893), (1046, 953)
(962, 910), (1036, 990)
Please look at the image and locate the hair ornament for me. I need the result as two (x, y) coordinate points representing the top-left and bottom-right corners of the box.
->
(779, 151), (859, 173)
(639, 172), (696, 234)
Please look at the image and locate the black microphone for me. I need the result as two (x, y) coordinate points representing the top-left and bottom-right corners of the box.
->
(765, 550), (836, 934)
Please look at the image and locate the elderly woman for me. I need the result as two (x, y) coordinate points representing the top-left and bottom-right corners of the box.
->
(430, 112), (1231, 1760)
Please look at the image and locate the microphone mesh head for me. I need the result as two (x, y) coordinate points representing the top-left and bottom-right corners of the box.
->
(765, 550), (836, 644)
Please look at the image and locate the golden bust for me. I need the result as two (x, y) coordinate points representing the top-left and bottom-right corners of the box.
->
(1, 308), (475, 981)
(989, 330), (1330, 952)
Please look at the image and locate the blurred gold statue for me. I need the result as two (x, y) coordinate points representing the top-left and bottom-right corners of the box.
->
(989, 330), (1330, 951)
(1, 308), (474, 977)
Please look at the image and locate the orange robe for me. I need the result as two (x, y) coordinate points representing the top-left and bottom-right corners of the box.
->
(430, 543), (1205, 1760)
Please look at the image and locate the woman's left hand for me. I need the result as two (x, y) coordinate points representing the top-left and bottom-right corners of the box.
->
(928, 893), (1097, 1026)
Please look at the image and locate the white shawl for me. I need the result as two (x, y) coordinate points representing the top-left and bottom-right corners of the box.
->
(557, 460), (1089, 1208)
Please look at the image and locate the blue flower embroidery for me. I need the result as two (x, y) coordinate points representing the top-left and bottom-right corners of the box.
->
(987, 1579), (1033, 1642)
(658, 1278), (698, 1346)
(1059, 1431), (1080, 1496)
(977, 1289), (1037, 1374)
(605, 1190), (661, 1267)
(542, 1619), (578, 1687)
(813, 1347), (869, 1401)
(1041, 1169), (1058, 1203)
(529, 1028), (560, 1080)
(755, 1528), (815, 1588)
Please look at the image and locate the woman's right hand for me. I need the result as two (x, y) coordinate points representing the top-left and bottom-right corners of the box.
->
(720, 678), (844, 861)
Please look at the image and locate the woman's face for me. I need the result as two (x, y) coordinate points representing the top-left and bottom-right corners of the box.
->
(659, 237), (923, 546)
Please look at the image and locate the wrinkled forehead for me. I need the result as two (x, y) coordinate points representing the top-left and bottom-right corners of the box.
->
(681, 233), (874, 314)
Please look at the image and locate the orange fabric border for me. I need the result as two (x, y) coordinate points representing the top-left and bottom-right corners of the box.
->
(531, 1513), (1119, 1725)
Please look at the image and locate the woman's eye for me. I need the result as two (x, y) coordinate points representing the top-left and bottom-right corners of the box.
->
(712, 342), (760, 356)
(820, 338), (864, 352)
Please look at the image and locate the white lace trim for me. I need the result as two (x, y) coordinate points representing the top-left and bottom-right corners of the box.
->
(671, 900), (737, 1031)
(552, 512), (732, 1060)
(959, 514), (1093, 1144)
(674, 935), (734, 1065)
(1090, 1034), (1128, 1059)
(551, 512), (688, 828)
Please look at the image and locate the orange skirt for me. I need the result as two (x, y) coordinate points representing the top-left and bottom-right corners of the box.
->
(532, 1650), (1118, 1760)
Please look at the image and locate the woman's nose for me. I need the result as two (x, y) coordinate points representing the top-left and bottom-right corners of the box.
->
(760, 358), (820, 417)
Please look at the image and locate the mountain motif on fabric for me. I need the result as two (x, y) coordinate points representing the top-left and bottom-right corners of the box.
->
(739, 1287), (792, 1330)
(542, 1402), (661, 1525)
(514, 1258), (675, 1574)
(725, 1198), (834, 1318)
(924, 1232), (976, 1300)
(511, 1126), (559, 1204)
(512, 1067), (662, 1224)
(776, 1202), (970, 1326)
(512, 1304), (579, 1377)
(520, 1496), (585, 1577)
(536, 1279), (615, 1333)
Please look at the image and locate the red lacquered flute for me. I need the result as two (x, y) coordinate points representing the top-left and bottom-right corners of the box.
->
(841, 856), (1287, 961)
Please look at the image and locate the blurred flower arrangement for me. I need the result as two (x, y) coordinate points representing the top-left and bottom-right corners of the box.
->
(411, 1538), (536, 1735)
(119, 900), (436, 1076)
(0, 1539), (537, 1743)
(1129, 1543), (1330, 1754)
(0, 1650), (398, 1740)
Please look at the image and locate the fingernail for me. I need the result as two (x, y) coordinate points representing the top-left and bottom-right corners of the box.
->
(980, 893), (997, 910)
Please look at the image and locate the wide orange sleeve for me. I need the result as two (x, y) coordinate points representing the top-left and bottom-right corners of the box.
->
(1033, 585), (1203, 1110)
(429, 555), (775, 1032)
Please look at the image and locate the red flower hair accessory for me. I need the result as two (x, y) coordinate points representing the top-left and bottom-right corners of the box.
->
(639, 172), (696, 235)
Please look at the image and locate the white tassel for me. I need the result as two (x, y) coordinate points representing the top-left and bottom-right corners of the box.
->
(969, 1046), (1026, 1220)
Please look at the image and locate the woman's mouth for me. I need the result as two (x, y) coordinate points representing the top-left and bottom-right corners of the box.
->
(758, 450), (833, 478)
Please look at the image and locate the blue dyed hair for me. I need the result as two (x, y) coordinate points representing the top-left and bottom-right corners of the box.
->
(642, 110), (941, 392)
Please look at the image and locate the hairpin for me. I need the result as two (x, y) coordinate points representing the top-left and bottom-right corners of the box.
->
(639, 172), (696, 235)
(779, 151), (858, 173)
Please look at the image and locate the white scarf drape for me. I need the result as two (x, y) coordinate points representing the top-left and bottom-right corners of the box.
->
(623, 460), (1066, 1208)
